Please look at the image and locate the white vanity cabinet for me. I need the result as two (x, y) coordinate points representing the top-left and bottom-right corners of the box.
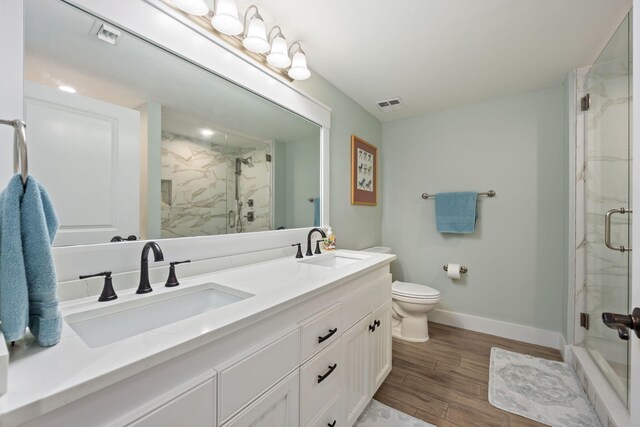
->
(9, 264), (393, 427)
(342, 278), (393, 426)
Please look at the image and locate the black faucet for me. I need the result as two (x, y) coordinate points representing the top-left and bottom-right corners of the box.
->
(306, 228), (326, 256)
(137, 241), (164, 294)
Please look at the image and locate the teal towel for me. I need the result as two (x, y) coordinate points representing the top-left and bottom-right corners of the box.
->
(0, 174), (60, 346)
(435, 192), (478, 234)
(23, 176), (60, 346)
(0, 175), (28, 342)
(313, 197), (321, 227)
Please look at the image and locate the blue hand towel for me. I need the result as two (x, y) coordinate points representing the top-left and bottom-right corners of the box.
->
(0, 175), (29, 342)
(435, 192), (478, 234)
(22, 176), (60, 346)
(313, 197), (321, 227)
(0, 174), (60, 346)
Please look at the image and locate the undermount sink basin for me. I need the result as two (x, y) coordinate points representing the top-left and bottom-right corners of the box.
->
(299, 252), (369, 268)
(65, 283), (253, 348)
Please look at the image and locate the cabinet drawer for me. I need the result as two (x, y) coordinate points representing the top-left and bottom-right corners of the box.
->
(219, 328), (300, 423)
(307, 392), (345, 427)
(300, 338), (344, 427)
(301, 304), (342, 362)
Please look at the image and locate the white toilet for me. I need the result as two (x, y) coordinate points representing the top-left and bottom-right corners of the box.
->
(391, 281), (441, 342)
(361, 246), (442, 342)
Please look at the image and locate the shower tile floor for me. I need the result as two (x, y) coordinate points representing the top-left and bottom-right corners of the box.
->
(374, 323), (563, 427)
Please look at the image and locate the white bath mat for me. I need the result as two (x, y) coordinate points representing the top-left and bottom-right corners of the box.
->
(354, 399), (436, 427)
(489, 347), (601, 427)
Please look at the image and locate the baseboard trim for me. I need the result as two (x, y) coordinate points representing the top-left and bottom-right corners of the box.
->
(429, 309), (564, 350)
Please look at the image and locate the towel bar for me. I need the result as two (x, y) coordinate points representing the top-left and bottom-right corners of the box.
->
(0, 119), (28, 188)
(422, 190), (495, 200)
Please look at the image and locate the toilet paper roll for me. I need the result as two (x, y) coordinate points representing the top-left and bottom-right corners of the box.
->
(447, 263), (461, 280)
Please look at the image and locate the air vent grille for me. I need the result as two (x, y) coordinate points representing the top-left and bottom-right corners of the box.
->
(376, 97), (403, 112)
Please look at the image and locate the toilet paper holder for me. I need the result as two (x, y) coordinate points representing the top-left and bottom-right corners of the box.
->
(443, 264), (468, 274)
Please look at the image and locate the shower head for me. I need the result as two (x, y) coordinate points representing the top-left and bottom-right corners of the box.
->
(240, 156), (253, 167)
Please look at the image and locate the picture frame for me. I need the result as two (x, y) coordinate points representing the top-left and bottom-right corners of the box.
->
(351, 135), (377, 205)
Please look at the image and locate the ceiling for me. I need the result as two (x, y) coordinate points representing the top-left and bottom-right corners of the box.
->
(225, 0), (631, 121)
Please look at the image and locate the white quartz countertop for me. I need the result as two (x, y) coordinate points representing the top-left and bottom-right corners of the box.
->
(0, 249), (395, 426)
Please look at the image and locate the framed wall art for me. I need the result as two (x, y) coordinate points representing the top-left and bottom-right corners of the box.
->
(351, 135), (377, 205)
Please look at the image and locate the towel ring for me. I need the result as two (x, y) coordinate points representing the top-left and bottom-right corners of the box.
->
(0, 119), (28, 188)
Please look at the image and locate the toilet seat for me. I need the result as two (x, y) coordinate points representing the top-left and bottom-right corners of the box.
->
(392, 281), (441, 300)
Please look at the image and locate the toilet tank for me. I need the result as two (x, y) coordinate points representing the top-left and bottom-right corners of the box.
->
(361, 246), (392, 253)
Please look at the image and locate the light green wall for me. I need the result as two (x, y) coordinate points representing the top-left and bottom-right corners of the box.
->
(381, 86), (566, 333)
(295, 73), (383, 250)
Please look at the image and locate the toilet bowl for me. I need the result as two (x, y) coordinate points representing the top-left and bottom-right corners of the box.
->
(391, 281), (441, 342)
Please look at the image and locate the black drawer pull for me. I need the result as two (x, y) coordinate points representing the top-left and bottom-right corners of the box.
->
(369, 323), (376, 332)
(317, 363), (337, 383)
(374, 319), (381, 327)
(328, 421), (337, 427)
(318, 328), (338, 343)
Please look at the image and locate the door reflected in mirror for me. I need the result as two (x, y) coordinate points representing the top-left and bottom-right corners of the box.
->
(24, 0), (321, 246)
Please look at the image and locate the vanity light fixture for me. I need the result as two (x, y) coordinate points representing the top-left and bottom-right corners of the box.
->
(242, 6), (270, 54)
(167, 0), (209, 16)
(211, 0), (243, 36)
(163, 0), (311, 80)
(58, 85), (77, 94)
(288, 42), (311, 81)
(266, 26), (291, 69)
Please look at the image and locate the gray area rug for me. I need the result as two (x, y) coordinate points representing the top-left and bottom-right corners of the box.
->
(489, 347), (601, 427)
(354, 399), (436, 427)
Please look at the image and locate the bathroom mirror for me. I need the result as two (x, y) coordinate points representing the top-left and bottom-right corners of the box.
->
(23, 0), (322, 246)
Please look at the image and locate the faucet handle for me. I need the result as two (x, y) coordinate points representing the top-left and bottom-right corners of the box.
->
(79, 271), (117, 302)
(292, 243), (303, 259)
(166, 260), (191, 287)
(315, 239), (324, 255)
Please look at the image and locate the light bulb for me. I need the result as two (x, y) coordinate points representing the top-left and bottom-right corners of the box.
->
(267, 35), (291, 68)
(242, 14), (269, 53)
(211, 0), (243, 35)
(288, 50), (310, 80)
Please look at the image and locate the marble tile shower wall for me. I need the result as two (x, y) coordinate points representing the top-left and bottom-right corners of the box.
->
(160, 132), (271, 237)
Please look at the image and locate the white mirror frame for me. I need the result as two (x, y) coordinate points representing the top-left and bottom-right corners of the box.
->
(0, 0), (331, 280)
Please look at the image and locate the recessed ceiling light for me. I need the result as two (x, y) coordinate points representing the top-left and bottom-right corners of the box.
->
(58, 85), (77, 94)
(200, 129), (214, 137)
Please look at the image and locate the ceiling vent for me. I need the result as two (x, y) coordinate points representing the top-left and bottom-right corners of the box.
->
(376, 97), (403, 113)
(96, 23), (121, 45)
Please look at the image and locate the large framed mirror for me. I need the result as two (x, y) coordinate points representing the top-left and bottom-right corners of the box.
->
(23, 0), (324, 246)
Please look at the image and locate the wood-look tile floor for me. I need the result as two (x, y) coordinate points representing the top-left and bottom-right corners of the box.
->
(373, 322), (563, 427)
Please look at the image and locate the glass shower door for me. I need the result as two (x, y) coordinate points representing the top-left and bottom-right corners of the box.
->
(583, 14), (631, 405)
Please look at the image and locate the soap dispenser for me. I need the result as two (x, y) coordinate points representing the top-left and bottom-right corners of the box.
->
(323, 227), (336, 251)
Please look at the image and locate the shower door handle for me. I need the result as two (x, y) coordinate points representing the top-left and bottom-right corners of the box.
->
(604, 208), (632, 252)
(602, 308), (640, 340)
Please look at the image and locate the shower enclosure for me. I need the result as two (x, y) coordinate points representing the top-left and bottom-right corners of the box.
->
(160, 122), (273, 238)
(580, 14), (631, 405)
